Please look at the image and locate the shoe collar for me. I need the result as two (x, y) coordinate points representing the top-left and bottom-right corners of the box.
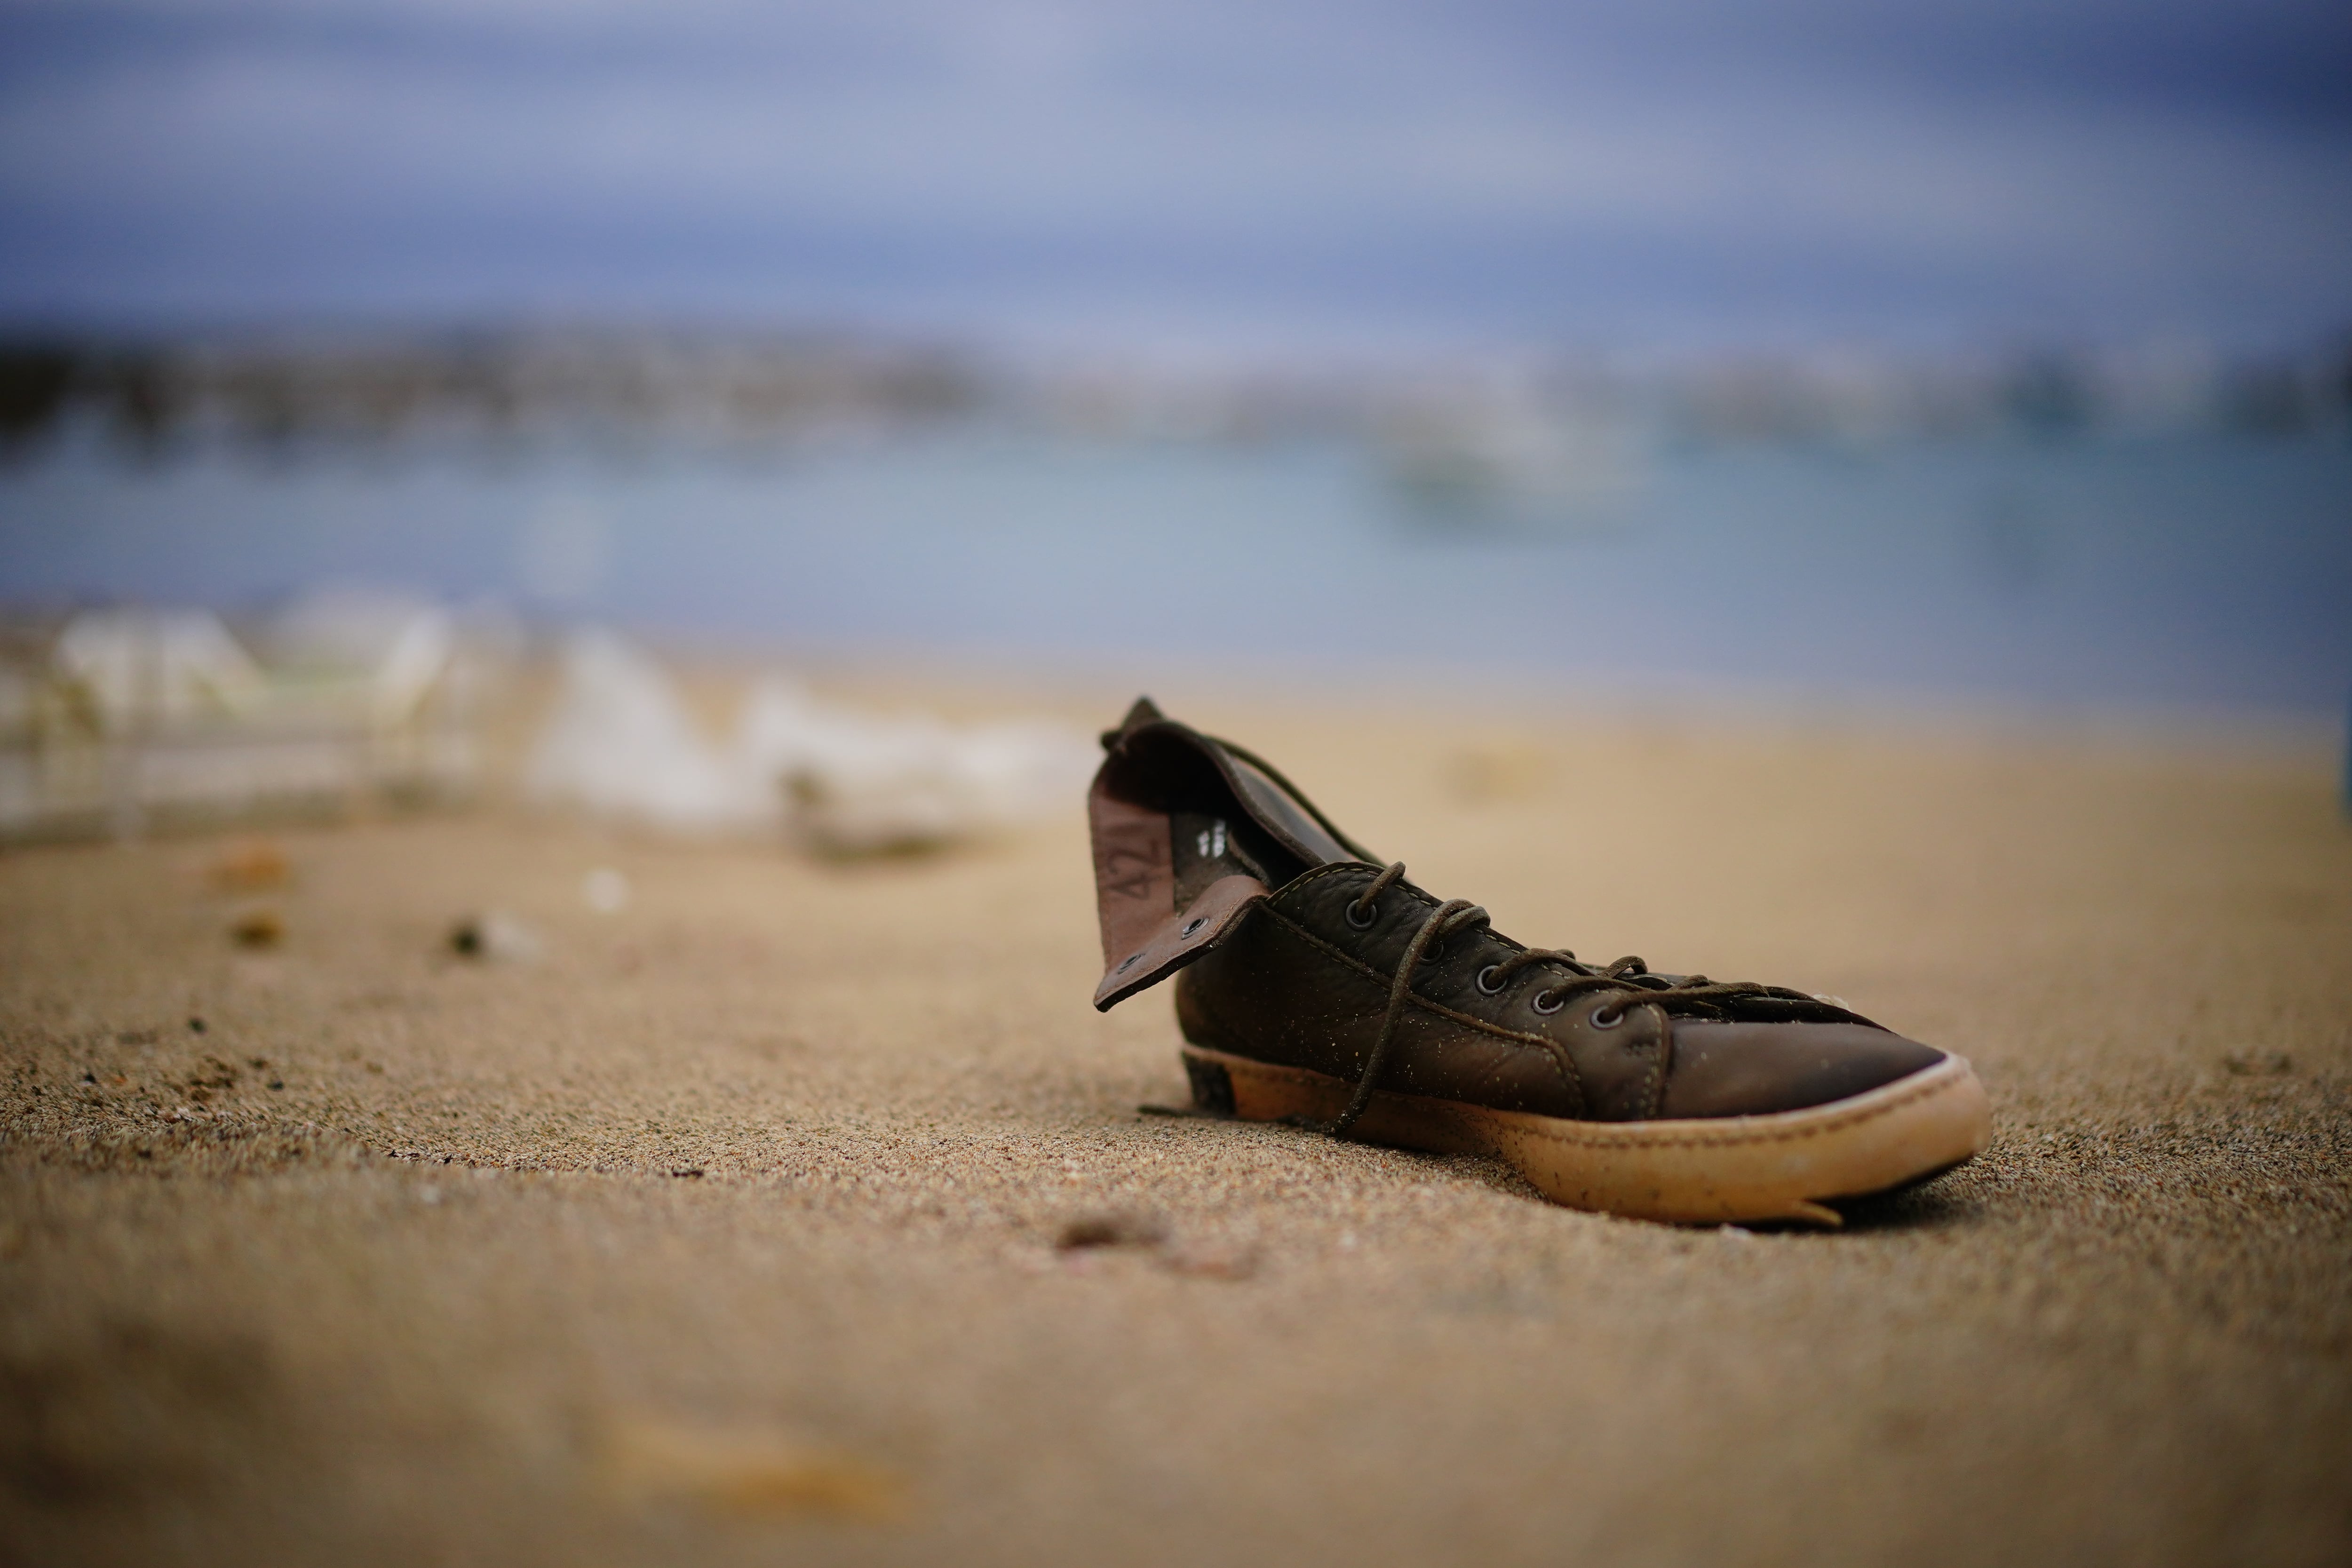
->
(1089, 696), (1376, 1010)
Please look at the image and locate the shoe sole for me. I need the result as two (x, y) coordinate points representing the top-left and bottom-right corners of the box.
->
(1178, 1045), (1992, 1226)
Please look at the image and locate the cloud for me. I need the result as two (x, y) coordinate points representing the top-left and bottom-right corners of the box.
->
(1, 0), (2347, 345)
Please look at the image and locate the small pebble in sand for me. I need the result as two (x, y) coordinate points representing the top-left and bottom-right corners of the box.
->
(447, 912), (544, 963)
(582, 867), (632, 914)
(601, 1415), (904, 1521)
(1057, 1210), (1170, 1251)
(1052, 1211), (1255, 1279)
(230, 909), (284, 948)
(2222, 1051), (2293, 1076)
(207, 837), (289, 891)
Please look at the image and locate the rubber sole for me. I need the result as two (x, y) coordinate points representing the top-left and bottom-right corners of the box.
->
(1179, 1044), (1993, 1226)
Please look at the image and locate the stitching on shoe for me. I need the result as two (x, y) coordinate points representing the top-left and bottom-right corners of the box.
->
(1272, 860), (1407, 903)
(1254, 900), (1585, 1115)
(1638, 1001), (1668, 1119)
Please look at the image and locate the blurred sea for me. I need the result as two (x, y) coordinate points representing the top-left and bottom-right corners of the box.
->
(3, 431), (2347, 717)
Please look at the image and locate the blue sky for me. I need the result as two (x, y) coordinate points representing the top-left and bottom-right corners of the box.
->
(1, 0), (2347, 352)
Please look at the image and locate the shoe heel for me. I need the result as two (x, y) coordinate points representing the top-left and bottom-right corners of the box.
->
(1180, 1047), (1355, 1126)
(1181, 1053), (1238, 1117)
(1178, 1045), (1489, 1152)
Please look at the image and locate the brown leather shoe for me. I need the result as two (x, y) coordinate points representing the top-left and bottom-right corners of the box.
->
(1089, 698), (1991, 1225)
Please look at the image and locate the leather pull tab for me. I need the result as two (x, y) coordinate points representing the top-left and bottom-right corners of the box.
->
(1093, 874), (1266, 1011)
(1091, 789), (1173, 966)
(1099, 694), (1165, 750)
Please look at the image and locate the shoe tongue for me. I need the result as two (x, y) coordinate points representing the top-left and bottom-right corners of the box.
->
(1102, 700), (1363, 871)
(1222, 754), (1353, 867)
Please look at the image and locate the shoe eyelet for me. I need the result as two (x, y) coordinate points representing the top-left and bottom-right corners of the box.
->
(1590, 1005), (1624, 1029)
(1344, 899), (1378, 930)
(1181, 917), (1207, 938)
(1117, 951), (1142, 973)
(1530, 988), (1564, 1016)
(1475, 965), (1507, 995)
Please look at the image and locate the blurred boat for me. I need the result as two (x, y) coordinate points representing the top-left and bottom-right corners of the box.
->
(0, 593), (482, 841)
(1379, 401), (1649, 533)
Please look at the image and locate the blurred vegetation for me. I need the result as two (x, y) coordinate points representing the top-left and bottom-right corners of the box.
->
(0, 327), (2346, 464)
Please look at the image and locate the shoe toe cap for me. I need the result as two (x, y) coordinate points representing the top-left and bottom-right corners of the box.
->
(1658, 1020), (1945, 1119)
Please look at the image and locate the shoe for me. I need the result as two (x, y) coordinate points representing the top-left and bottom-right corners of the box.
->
(1089, 698), (1991, 1226)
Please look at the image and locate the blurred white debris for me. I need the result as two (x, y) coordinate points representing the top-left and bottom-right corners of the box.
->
(739, 677), (1098, 854)
(525, 630), (755, 832)
(1, 596), (486, 842)
(525, 630), (1096, 852)
(262, 586), (459, 727)
(52, 608), (266, 731)
(582, 866), (632, 914)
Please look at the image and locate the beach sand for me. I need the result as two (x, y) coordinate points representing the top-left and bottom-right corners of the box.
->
(4, 685), (2349, 1566)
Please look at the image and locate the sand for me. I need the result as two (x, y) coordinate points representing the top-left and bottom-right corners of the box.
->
(3, 685), (2349, 1567)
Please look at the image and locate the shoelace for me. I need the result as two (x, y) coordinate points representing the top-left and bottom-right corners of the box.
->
(1322, 862), (1781, 1138)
